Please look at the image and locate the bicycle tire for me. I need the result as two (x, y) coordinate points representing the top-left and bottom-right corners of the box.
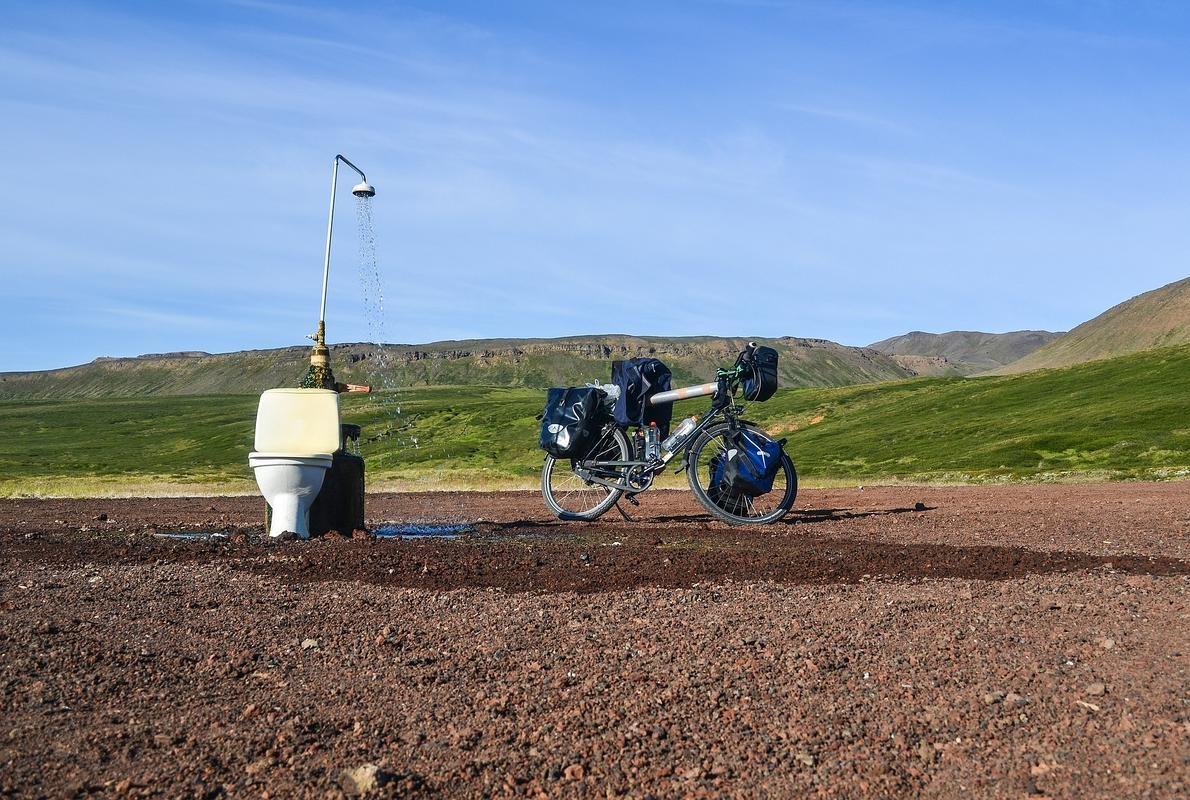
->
(541, 427), (630, 521)
(686, 422), (796, 525)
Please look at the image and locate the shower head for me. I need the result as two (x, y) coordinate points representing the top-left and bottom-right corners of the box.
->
(316, 155), (374, 330)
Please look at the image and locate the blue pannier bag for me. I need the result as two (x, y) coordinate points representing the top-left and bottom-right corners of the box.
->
(712, 430), (784, 497)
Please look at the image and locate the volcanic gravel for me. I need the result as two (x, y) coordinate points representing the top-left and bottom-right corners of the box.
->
(1, 483), (1187, 798)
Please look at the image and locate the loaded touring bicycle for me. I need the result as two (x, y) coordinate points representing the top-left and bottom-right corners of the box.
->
(538, 343), (796, 525)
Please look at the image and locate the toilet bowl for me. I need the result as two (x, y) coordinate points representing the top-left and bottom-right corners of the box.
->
(249, 388), (340, 539)
(250, 453), (334, 538)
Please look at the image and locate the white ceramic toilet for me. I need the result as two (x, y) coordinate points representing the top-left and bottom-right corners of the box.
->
(249, 388), (341, 539)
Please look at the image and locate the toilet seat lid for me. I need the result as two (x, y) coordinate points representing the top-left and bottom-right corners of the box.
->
(253, 389), (341, 454)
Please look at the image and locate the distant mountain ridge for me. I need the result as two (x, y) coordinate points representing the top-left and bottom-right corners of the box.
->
(869, 330), (1062, 375)
(7, 277), (1185, 398)
(0, 335), (933, 399)
(989, 276), (1190, 375)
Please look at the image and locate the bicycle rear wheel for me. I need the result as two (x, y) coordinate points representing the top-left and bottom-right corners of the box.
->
(541, 427), (630, 521)
(686, 422), (796, 525)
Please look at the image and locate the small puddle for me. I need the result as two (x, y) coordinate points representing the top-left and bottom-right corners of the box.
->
(152, 531), (229, 541)
(373, 523), (473, 540)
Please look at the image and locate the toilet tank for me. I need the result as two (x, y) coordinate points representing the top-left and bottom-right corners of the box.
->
(253, 388), (341, 455)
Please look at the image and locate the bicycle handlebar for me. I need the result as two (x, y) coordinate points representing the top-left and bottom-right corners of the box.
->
(732, 342), (758, 369)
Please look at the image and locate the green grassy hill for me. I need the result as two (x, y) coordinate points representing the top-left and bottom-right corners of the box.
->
(0, 335), (918, 399)
(2, 344), (1187, 496)
(990, 276), (1190, 374)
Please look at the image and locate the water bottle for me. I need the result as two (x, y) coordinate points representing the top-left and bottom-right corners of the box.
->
(644, 422), (661, 460)
(662, 416), (699, 454)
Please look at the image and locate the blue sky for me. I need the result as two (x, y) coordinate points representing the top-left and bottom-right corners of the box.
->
(2, 0), (1188, 371)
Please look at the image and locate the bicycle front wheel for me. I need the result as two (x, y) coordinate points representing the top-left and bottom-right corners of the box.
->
(686, 422), (796, 525)
(541, 427), (630, 521)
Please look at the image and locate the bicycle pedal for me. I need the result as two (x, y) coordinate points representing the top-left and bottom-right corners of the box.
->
(625, 494), (640, 506)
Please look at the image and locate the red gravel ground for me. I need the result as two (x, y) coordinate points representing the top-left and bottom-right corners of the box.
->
(1, 483), (1187, 798)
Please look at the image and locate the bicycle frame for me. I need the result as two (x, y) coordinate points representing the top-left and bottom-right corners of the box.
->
(572, 381), (746, 494)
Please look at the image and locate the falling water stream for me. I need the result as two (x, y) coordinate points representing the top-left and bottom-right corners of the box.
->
(353, 195), (473, 528)
(355, 196), (416, 452)
(355, 196), (383, 340)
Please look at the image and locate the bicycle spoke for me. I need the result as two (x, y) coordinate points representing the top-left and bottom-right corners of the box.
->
(543, 427), (629, 518)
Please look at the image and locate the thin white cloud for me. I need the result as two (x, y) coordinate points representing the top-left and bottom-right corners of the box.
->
(99, 305), (278, 331)
(777, 102), (908, 133)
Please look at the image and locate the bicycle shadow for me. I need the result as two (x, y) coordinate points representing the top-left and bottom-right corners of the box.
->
(791, 505), (934, 523)
(639, 505), (934, 525)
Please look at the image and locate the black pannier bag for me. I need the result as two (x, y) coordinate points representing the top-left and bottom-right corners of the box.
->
(711, 430), (784, 497)
(611, 358), (673, 437)
(742, 346), (779, 402)
(707, 452), (750, 516)
(539, 387), (605, 458)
